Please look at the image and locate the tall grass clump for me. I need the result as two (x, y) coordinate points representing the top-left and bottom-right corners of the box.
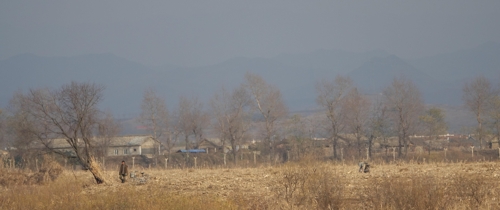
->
(363, 175), (450, 210)
(362, 171), (498, 209)
(452, 173), (496, 208)
(273, 161), (346, 210)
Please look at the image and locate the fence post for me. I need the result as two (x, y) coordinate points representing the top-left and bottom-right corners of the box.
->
(253, 151), (257, 165)
(165, 158), (168, 169)
(194, 157), (197, 169)
(341, 148), (344, 163)
(444, 148), (448, 160)
(132, 157), (135, 169)
(471, 146), (474, 158)
(224, 153), (226, 166)
(392, 147), (396, 161)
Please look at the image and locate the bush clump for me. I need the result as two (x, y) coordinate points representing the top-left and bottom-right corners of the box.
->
(0, 155), (63, 186)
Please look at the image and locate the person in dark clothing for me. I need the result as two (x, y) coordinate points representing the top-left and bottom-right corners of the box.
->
(358, 161), (370, 173)
(119, 160), (128, 183)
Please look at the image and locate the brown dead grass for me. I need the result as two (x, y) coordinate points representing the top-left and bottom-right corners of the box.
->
(1, 160), (500, 209)
(0, 155), (63, 187)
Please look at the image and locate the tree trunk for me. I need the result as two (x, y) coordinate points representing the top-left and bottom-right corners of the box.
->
(184, 135), (191, 149)
(404, 141), (408, 157)
(398, 134), (403, 158)
(368, 135), (373, 159)
(332, 136), (338, 159)
(84, 157), (106, 184)
(478, 120), (483, 149)
(357, 135), (362, 158)
(232, 150), (238, 164)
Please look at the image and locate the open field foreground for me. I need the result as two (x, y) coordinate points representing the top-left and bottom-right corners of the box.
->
(2, 160), (500, 210)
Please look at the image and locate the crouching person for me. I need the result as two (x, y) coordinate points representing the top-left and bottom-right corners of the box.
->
(119, 160), (128, 183)
(358, 161), (370, 173)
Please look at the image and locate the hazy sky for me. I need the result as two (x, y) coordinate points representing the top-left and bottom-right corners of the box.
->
(1, 0), (499, 67)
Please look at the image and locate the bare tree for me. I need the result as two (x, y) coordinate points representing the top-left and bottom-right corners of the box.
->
(210, 88), (232, 151)
(245, 72), (288, 160)
(490, 94), (500, 145)
(316, 75), (353, 159)
(419, 107), (448, 154)
(178, 96), (208, 149)
(4, 102), (49, 170)
(138, 88), (169, 155)
(0, 108), (5, 148)
(210, 85), (251, 164)
(9, 82), (107, 184)
(488, 80), (500, 147)
(383, 77), (424, 157)
(165, 109), (181, 159)
(365, 97), (392, 159)
(97, 111), (121, 166)
(343, 88), (371, 158)
(462, 76), (495, 149)
(282, 114), (311, 160)
(5, 94), (40, 162)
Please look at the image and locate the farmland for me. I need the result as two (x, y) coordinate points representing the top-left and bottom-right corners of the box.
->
(2, 158), (500, 209)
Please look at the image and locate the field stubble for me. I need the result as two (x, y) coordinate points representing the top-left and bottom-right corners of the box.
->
(2, 160), (500, 209)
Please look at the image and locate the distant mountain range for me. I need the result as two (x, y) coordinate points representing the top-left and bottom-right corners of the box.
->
(1, 43), (499, 131)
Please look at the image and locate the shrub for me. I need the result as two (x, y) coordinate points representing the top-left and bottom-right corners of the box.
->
(363, 175), (450, 210)
(0, 155), (63, 186)
(274, 163), (345, 209)
(28, 155), (64, 184)
(452, 173), (495, 208)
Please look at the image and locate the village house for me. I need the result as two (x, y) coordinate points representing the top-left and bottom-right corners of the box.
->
(197, 139), (222, 153)
(196, 138), (251, 154)
(488, 136), (499, 149)
(105, 135), (158, 158)
(38, 135), (158, 158)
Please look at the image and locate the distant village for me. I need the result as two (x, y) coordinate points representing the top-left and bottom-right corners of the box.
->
(1, 73), (499, 172)
(1, 132), (499, 171)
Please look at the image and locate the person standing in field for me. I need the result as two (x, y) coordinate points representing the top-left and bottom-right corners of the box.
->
(119, 160), (128, 183)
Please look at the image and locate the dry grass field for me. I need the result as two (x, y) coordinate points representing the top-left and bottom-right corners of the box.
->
(2, 159), (500, 209)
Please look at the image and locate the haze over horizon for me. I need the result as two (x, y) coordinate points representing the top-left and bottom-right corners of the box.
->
(1, 1), (499, 67)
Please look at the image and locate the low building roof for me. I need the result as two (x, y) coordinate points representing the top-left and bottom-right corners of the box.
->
(35, 135), (155, 149)
(176, 149), (206, 153)
(198, 139), (221, 148)
(107, 135), (154, 147)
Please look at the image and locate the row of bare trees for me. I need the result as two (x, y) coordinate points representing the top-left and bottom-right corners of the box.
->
(463, 76), (500, 149)
(315, 76), (427, 158)
(137, 73), (452, 162)
(137, 73), (288, 164)
(0, 74), (498, 184)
